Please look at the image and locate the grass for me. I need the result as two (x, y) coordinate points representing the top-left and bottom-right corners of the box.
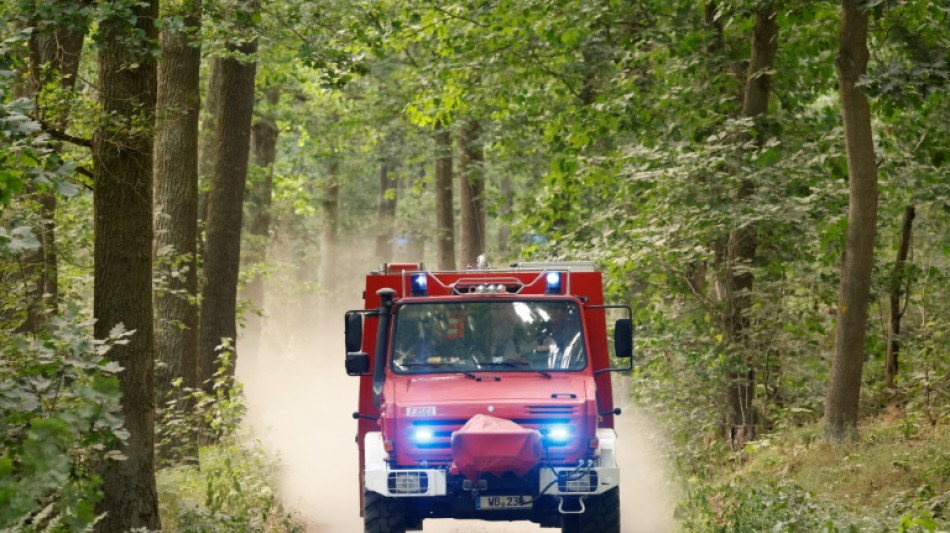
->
(156, 439), (303, 533)
(740, 418), (950, 520)
(676, 414), (950, 532)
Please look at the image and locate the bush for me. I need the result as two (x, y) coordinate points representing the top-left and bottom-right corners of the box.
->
(155, 348), (302, 532)
(0, 305), (128, 531)
(156, 440), (302, 533)
(676, 478), (885, 532)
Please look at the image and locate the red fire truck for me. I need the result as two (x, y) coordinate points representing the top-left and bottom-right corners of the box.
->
(344, 261), (632, 532)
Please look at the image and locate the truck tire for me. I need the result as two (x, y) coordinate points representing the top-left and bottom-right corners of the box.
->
(364, 490), (407, 533)
(560, 487), (620, 533)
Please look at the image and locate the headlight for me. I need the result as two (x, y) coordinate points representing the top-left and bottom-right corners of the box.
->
(543, 425), (572, 444)
(411, 428), (434, 444)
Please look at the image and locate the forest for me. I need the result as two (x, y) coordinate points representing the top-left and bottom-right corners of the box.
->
(1, 0), (948, 531)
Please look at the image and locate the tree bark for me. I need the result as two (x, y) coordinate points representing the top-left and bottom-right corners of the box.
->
(375, 147), (397, 262)
(458, 119), (485, 267)
(242, 86), (279, 359)
(720, 2), (778, 447)
(886, 205), (915, 390)
(434, 122), (456, 270)
(704, 2), (725, 54)
(824, 0), (879, 444)
(197, 60), (222, 253)
(497, 176), (513, 254)
(12, 2), (86, 334)
(154, 1), (201, 401)
(92, 0), (160, 529)
(197, 8), (259, 390)
(398, 163), (426, 263)
(320, 157), (341, 292)
(741, 5), (779, 139)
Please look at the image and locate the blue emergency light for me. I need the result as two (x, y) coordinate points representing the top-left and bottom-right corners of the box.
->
(545, 272), (563, 294)
(411, 273), (428, 296)
(412, 428), (434, 444)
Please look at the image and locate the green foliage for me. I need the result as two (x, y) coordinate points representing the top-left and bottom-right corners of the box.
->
(677, 478), (866, 532)
(156, 345), (244, 463)
(156, 442), (302, 533)
(677, 421), (950, 531)
(0, 47), (76, 206)
(3, 0), (949, 529)
(155, 349), (302, 532)
(0, 304), (128, 531)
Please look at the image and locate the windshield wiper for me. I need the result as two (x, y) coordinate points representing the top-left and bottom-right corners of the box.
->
(489, 359), (551, 379)
(398, 361), (478, 380)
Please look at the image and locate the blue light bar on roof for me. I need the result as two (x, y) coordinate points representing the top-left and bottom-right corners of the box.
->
(411, 273), (428, 296)
(545, 272), (563, 294)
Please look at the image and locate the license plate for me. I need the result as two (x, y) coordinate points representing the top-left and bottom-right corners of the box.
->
(477, 495), (533, 510)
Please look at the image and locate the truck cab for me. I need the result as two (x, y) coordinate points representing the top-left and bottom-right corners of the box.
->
(345, 261), (631, 532)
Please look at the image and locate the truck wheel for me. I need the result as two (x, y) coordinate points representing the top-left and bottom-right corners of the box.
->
(560, 487), (620, 533)
(364, 490), (407, 533)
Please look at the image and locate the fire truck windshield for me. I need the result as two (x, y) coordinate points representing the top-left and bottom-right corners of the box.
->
(391, 300), (587, 374)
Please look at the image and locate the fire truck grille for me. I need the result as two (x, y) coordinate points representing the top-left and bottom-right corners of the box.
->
(526, 405), (578, 415)
(388, 471), (430, 494)
(406, 417), (580, 460)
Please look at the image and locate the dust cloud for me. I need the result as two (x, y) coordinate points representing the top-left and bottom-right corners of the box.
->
(236, 279), (675, 532)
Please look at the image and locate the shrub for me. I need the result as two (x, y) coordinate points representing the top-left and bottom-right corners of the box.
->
(0, 305), (128, 531)
(155, 348), (302, 532)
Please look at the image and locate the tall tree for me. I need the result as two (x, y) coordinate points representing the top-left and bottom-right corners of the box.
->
(242, 85), (279, 359)
(434, 121), (455, 270)
(197, 60), (221, 240)
(721, 2), (779, 447)
(886, 205), (915, 390)
(12, 1), (87, 334)
(497, 176), (513, 254)
(197, 0), (260, 388)
(92, 0), (161, 529)
(824, 0), (880, 443)
(320, 156), (341, 291)
(375, 139), (397, 262)
(458, 118), (485, 267)
(154, 0), (202, 400)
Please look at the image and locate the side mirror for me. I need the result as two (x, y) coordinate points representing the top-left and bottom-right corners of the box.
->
(346, 352), (370, 376)
(345, 312), (363, 354)
(614, 318), (633, 359)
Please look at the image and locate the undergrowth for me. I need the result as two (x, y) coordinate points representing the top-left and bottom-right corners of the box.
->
(154, 349), (302, 533)
(674, 420), (950, 532)
(156, 440), (301, 533)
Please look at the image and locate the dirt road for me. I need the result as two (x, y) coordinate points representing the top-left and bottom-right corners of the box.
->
(238, 306), (674, 533)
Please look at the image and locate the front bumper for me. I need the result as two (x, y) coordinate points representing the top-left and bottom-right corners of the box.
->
(363, 430), (619, 498)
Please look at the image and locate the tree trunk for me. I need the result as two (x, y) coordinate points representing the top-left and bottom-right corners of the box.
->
(721, 3), (778, 447)
(886, 205), (915, 390)
(741, 5), (779, 139)
(12, 2), (86, 334)
(824, 0), (879, 444)
(320, 157), (341, 292)
(242, 86), (279, 359)
(458, 119), (485, 267)
(154, 1), (201, 403)
(497, 176), (513, 254)
(197, 8), (259, 390)
(434, 122), (456, 270)
(704, 2), (725, 53)
(92, 0), (160, 529)
(197, 60), (222, 253)
(375, 150), (397, 262)
(399, 163), (426, 263)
